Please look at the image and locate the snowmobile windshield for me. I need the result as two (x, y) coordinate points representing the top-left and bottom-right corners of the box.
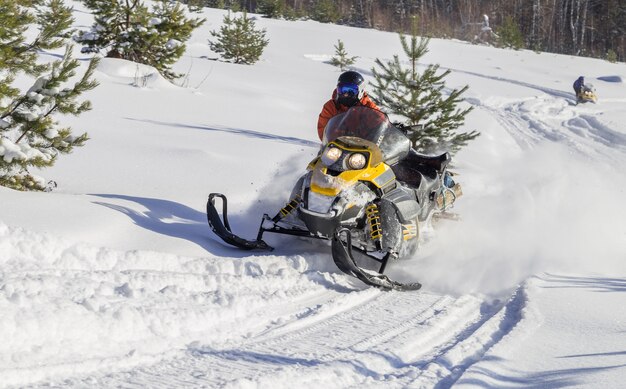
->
(322, 106), (410, 165)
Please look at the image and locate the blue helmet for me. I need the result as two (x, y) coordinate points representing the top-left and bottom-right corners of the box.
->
(336, 71), (365, 107)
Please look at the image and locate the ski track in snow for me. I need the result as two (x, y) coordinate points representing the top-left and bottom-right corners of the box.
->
(445, 67), (575, 101)
(1, 220), (530, 388)
(15, 277), (530, 388)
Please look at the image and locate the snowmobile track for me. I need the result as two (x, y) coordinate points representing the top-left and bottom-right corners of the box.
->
(50, 288), (526, 389)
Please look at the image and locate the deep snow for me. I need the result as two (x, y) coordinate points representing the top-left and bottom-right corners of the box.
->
(1, 2), (625, 388)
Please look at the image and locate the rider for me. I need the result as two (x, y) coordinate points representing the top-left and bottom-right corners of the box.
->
(317, 70), (438, 159)
(318, 70), (456, 194)
(317, 70), (379, 140)
(573, 76), (585, 98)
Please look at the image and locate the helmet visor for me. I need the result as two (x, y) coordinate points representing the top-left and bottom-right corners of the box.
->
(337, 82), (360, 97)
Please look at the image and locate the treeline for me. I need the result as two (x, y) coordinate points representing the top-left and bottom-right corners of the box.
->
(197, 0), (625, 62)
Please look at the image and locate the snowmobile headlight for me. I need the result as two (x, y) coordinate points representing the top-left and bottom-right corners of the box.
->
(321, 146), (342, 166)
(347, 153), (367, 170)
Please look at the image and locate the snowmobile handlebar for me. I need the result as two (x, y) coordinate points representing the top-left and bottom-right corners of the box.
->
(393, 122), (424, 134)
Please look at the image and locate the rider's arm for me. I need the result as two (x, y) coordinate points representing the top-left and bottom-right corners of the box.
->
(317, 100), (337, 140)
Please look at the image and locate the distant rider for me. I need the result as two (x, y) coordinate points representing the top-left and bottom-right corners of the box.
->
(317, 70), (379, 140)
(573, 76), (585, 98)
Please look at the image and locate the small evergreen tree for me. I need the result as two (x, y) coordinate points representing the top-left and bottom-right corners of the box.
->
(256, 0), (299, 20)
(311, 0), (340, 24)
(329, 39), (357, 71)
(497, 16), (525, 50)
(75, 0), (204, 80)
(209, 11), (269, 65)
(281, 5), (300, 21)
(371, 33), (478, 154)
(0, 0), (99, 191)
(606, 49), (617, 63)
(257, 0), (285, 18)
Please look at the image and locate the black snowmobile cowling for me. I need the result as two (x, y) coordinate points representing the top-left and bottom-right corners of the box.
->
(207, 106), (462, 291)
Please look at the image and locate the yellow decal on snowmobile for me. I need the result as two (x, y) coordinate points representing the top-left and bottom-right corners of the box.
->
(310, 159), (395, 196)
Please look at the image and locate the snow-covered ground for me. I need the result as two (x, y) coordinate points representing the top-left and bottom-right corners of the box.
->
(1, 3), (625, 388)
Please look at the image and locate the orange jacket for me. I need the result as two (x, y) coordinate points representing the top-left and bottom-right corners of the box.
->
(317, 90), (379, 140)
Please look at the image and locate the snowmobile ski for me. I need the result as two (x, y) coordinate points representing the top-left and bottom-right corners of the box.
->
(206, 193), (272, 250)
(332, 229), (422, 291)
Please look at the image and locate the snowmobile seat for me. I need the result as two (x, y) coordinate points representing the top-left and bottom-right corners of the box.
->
(391, 150), (449, 185)
(404, 150), (451, 173)
(391, 163), (423, 188)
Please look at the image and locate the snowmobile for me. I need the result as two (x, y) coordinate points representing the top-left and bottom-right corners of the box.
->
(577, 84), (598, 104)
(206, 106), (462, 291)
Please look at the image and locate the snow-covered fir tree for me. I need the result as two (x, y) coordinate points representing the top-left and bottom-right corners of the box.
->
(209, 11), (269, 65)
(329, 39), (357, 71)
(75, 0), (204, 80)
(0, 0), (99, 191)
(371, 33), (479, 154)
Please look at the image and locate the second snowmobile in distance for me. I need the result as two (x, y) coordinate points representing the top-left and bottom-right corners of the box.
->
(207, 106), (462, 291)
(577, 83), (598, 104)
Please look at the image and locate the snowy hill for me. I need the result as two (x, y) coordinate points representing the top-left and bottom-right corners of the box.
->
(1, 3), (626, 388)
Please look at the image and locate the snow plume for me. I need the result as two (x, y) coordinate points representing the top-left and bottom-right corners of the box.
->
(233, 148), (318, 238)
(400, 142), (626, 298)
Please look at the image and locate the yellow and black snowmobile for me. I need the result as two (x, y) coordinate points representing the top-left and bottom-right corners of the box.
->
(207, 106), (462, 290)
(577, 84), (598, 104)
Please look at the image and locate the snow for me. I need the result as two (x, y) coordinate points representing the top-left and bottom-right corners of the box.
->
(1, 2), (625, 388)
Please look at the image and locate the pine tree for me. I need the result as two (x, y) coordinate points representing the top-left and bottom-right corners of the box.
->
(0, 0), (99, 191)
(370, 33), (478, 154)
(329, 39), (357, 71)
(497, 16), (525, 50)
(209, 11), (269, 65)
(257, 0), (285, 18)
(256, 0), (299, 20)
(75, 0), (204, 80)
(311, 0), (340, 23)
(606, 49), (617, 63)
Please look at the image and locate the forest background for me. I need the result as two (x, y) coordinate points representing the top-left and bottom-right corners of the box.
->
(199, 0), (625, 62)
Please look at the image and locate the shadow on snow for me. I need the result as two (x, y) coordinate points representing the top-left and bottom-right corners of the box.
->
(456, 355), (626, 389)
(538, 273), (626, 293)
(89, 193), (276, 258)
(125, 117), (320, 148)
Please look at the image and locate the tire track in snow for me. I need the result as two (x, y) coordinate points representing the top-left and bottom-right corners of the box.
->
(46, 290), (391, 388)
(405, 285), (529, 388)
(60, 290), (520, 389)
(469, 96), (626, 165)
(469, 100), (539, 151)
(0, 223), (356, 388)
(452, 66), (626, 164)
(566, 114), (626, 149)
(444, 67), (575, 101)
(146, 290), (424, 387)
